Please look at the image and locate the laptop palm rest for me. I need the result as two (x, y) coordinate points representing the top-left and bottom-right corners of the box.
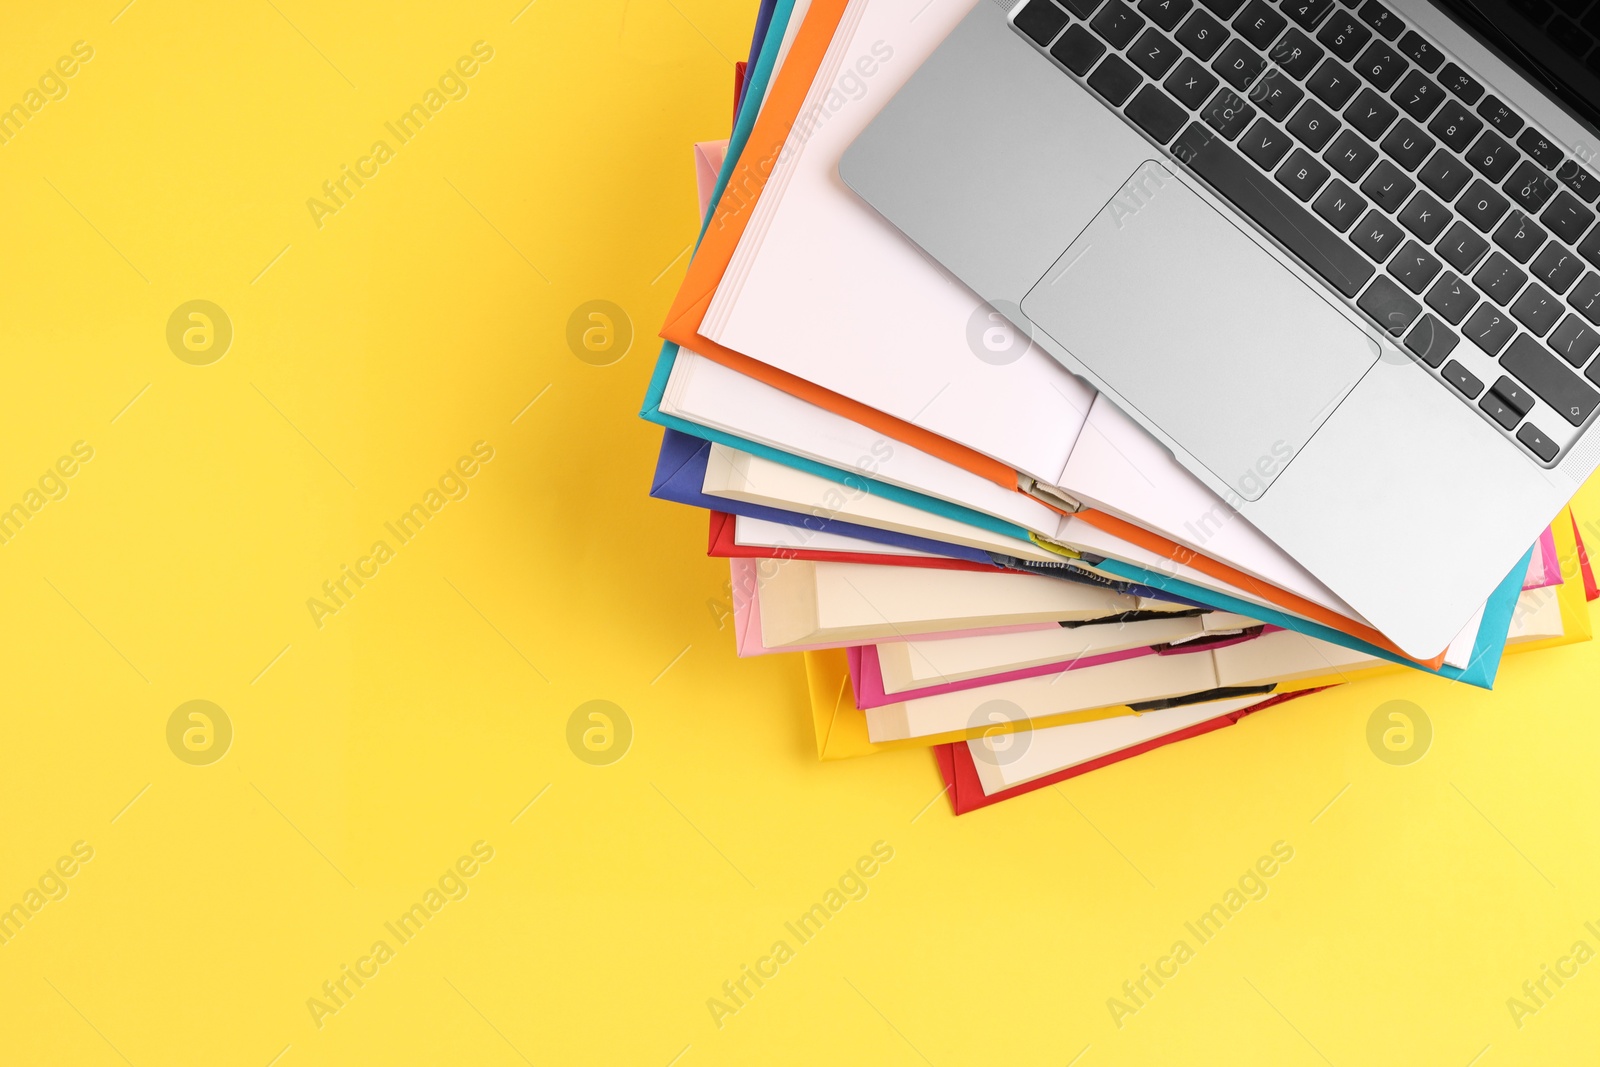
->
(1020, 161), (1378, 502)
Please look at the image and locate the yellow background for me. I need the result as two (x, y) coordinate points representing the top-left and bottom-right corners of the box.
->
(2, 0), (1599, 1062)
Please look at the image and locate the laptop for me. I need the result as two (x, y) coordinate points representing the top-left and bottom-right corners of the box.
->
(839, 0), (1600, 658)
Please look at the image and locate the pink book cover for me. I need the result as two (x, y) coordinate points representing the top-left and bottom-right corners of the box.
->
(693, 140), (728, 216)
(1522, 526), (1560, 590)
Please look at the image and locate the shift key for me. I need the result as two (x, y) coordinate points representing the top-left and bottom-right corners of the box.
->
(1172, 122), (1375, 296)
(1501, 334), (1600, 426)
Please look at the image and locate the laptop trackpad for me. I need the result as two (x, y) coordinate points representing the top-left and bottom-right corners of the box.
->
(1019, 161), (1377, 502)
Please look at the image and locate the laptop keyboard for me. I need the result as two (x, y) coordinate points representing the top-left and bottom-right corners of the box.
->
(1011, 0), (1600, 464)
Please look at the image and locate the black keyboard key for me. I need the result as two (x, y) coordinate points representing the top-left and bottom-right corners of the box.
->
(1125, 83), (1190, 141)
(1089, 53), (1145, 104)
(1505, 161), (1559, 212)
(1390, 239), (1442, 292)
(1213, 38), (1269, 89)
(1531, 243), (1585, 294)
(1175, 9), (1228, 58)
(1325, 129), (1378, 180)
(1358, 274), (1422, 334)
(1465, 130), (1518, 182)
(1352, 208), (1405, 261)
(1581, 223), (1600, 270)
(1441, 358), (1484, 397)
(1391, 70), (1445, 122)
(1480, 390), (1522, 429)
(1557, 159), (1600, 203)
(1405, 314), (1459, 366)
(1493, 376), (1533, 418)
(1381, 119), (1434, 171)
(1493, 211), (1547, 264)
(1317, 11), (1372, 62)
(1241, 117), (1293, 167)
(1353, 40), (1406, 90)
(1139, 0), (1194, 30)
(1249, 69), (1304, 120)
(1282, 0), (1333, 28)
(1344, 88), (1397, 139)
(1399, 190), (1450, 242)
(1198, 0), (1246, 17)
(1426, 99), (1482, 153)
(1362, 159), (1414, 211)
(1397, 29), (1443, 72)
(1436, 62), (1484, 104)
(1307, 59), (1359, 108)
(1278, 146), (1332, 198)
(1438, 221), (1490, 272)
(1232, 0), (1285, 47)
(1503, 333), (1600, 424)
(1165, 56), (1220, 106)
(1203, 86), (1256, 136)
(1426, 271), (1480, 323)
(1550, 314), (1600, 366)
(1314, 178), (1367, 230)
(1517, 422), (1559, 461)
(1463, 304), (1517, 354)
(1418, 151), (1471, 200)
(1016, 0), (1072, 44)
(1358, 0), (1405, 39)
(1476, 95), (1524, 136)
(1268, 29), (1323, 79)
(1173, 121), (1376, 294)
(1517, 128), (1564, 170)
(1458, 179), (1510, 232)
(1286, 99), (1340, 149)
(1131, 27), (1185, 76)
(1511, 281), (1562, 336)
(1475, 251), (1529, 304)
(1055, 25), (1107, 72)
(1541, 191), (1595, 246)
(1569, 272), (1600, 324)
(1092, 0), (1147, 47)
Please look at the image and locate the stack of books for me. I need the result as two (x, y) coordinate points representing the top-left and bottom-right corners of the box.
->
(642, 0), (1599, 814)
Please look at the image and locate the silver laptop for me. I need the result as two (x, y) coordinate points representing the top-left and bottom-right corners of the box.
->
(840, 0), (1600, 657)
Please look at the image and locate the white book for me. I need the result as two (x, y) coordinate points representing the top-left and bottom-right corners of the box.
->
(664, 349), (1059, 532)
(1211, 629), (1386, 687)
(756, 558), (1136, 648)
(702, 441), (1063, 562)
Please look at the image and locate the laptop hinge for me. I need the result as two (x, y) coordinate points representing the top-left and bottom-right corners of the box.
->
(1019, 476), (1083, 514)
